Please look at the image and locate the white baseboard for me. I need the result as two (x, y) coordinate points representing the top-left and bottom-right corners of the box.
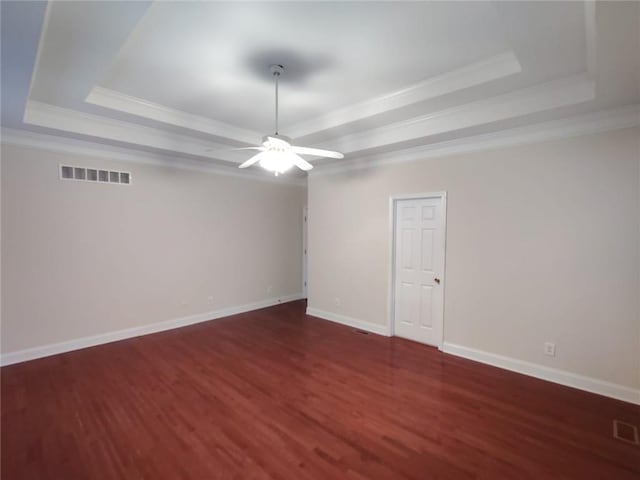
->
(442, 342), (640, 405)
(1, 293), (304, 366)
(306, 307), (391, 336)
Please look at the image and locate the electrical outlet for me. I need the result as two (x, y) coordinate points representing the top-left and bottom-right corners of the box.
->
(334, 297), (341, 307)
(544, 342), (556, 356)
(267, 285), (273, 294)
(207, 296), (214, 305)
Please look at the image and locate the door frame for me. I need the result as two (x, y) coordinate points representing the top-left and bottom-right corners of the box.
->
(388, 192), (448, 350)
(302, 206), (308, 298)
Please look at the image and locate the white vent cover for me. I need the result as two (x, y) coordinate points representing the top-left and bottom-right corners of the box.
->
(60, 165), (131, 185)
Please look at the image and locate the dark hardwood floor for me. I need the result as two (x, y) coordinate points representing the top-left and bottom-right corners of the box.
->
(2, 300), (639, 479)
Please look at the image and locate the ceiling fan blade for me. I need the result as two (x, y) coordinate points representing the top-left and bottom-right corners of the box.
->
(206, 146), (263, 154)
(289, 152), (313, 171)
(238, 151), (266, 169)
(291, 146), (343, 159)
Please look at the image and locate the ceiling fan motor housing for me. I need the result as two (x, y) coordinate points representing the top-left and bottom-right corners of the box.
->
(262, 133), (292, 145)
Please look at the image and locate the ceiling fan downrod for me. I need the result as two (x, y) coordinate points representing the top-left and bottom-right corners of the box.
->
(270, 64), (284, 135)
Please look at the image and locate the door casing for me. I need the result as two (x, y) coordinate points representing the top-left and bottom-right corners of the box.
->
(302, 206), (308, 298)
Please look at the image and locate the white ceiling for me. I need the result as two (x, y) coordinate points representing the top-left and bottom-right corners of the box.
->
(102, 1), (513, 131)
(1, 1), (639, 179)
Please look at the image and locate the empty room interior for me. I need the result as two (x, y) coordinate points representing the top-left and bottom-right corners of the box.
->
(1, 1), (639, 478)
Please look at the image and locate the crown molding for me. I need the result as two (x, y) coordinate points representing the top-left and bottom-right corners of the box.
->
(319, 73), (596, 154)
(85, 52), (521, 144)
(310, 104), (640, 176)
(24, 72), (595, 169)
(23, 100), (250, 164)
(86, 86), (262, 145)
(0, 127), (307, 187)
(285, 51), (522, 138)
(15, 101), (634, 187)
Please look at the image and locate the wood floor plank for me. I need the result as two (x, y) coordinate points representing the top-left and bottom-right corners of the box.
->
(2, 300), (639, 479)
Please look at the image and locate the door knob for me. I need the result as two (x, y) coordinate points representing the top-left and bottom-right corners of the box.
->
(434, 277), (441, 284)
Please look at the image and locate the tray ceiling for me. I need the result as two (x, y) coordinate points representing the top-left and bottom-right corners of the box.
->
(2, 1), (639, 178)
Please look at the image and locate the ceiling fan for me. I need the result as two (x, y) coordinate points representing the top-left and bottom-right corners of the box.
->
(235, 64), (344, 175)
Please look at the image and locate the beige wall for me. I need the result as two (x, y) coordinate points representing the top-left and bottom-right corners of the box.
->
(308, 128), (640, 390)
(1, 143), (306, 354)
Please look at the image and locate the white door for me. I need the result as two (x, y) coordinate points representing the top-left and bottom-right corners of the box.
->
(393, 196), (445, 347)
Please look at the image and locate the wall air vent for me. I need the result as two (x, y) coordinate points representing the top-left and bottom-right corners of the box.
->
(60, 165), (132, 185)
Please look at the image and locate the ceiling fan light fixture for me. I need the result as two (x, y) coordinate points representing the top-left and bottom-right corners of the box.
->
(259, 149), (295, 175)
